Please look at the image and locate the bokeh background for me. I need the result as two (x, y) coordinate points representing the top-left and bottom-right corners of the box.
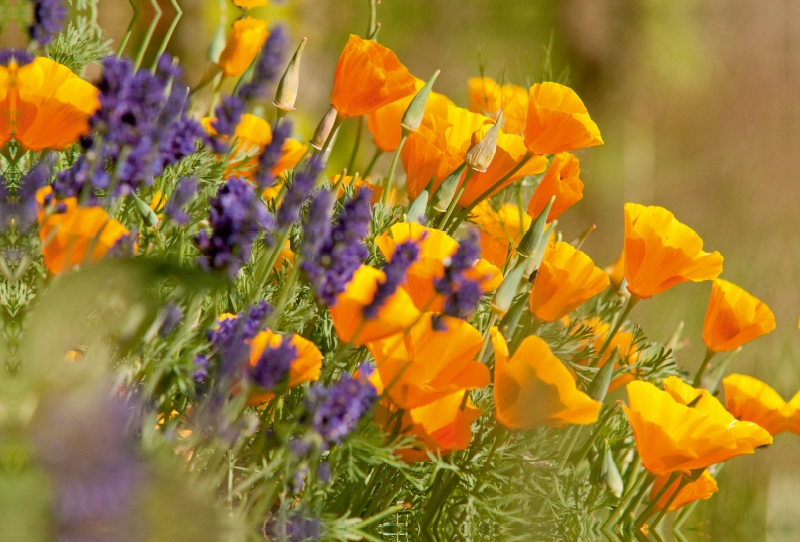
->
(32, 0), (800, 539)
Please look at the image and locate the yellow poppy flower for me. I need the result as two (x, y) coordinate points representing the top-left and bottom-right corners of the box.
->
(649, 470), (718, 512)
(527, 152), (583, 221)
(723, 374), (800, 436)
(470, 201), (531, 268)
(523, 82), (603, 155)
(468, 76), (528, 135)
(246, 330), (322, 405)
(702, 279), (775, 353)
(218, 17), (270, 77)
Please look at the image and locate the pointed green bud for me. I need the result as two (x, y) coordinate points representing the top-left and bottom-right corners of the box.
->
(430, 163), (467, 213)
(273, 38), (307, 113)
(569, 224), (596, 250)
(518, 196), (554, 258)
(401, 70), (440, 132)
(406, 188), (429, 224)
(589, 439), (609, 487)
(463, 112), (502, 173)
(604, 449), (624, 498)
(491, 257), (527, 315)
(131, 192), (159, 227)
(208, 23), (227, 63)
(310, 106), (338, 151)
(525, 220), (556, 280)
(586, 347), (618, 401)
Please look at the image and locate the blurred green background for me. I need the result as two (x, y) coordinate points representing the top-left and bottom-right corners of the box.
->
(76, 0), (800, 539)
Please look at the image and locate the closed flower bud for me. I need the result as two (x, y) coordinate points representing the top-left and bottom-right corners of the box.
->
(400, 70), (440, 132)
(463, 113), (502, 173)
(273, 37), (306, 113)
(310, 106), (339, 150)
(405, 186), (429, 224)
(430, 163), (467, 213)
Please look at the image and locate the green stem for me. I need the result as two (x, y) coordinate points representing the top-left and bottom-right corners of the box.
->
(268, 258), (301, 328)
(692, 348), (716, 387)
(635, 471), (679, 526)
(436, 179), (469, 230)
(362, 148), (383, 178)
(318, 114), (345, 156)
(381, 135), (406, 206)
(477, 313), (498, 363)
(346, 116), (364, 173)
(251, 229), (291, 303)
(595, 295), (640, 364)
(557, 426), (582, 471)
(650, 476), (690, 529)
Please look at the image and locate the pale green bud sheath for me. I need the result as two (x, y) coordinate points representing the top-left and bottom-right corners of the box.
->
(273, 38), (307, 116)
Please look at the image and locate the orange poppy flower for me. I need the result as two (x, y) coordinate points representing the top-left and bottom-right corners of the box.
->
(330, 34), (417, 118)
(623, 203), (723, 299)
(491, 328), (601, 429)
(623, 379), (772, 475)
(375, 222), (502, 312)
(523, 82), (603, 156)
(702, 279), (775, 353)
(468, 76), (528, 135)
(580, 317), (639, 392)
(527, 153), (583, 222)
(470, 201), (531, 268)
(233, 0), (267, 7)
(331, 174), (383, 204)
(723, 374), (800, 436)
(218, 17), (270, 77)
(246, 330), (322, 404)
(529, 241), (610, 322)
(367, 77), (454, 152)
(0, 57), (99, 150)
(330, 265), (421, 345)
(649, 470), (718, 512)
(367, 312), (490, 410)
(36, 187), (131, 274)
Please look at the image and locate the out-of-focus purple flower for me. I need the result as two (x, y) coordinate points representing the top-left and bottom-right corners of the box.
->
(0, 49), (33, 66)
(195, 178), (273, 277)
(155, 53), (183, 81)
(237, 25), (288, 102)
(364, 239), (419, 319)
(209, 95), (246, 153)
(264, 511), (324, 542)
(164, 177), (198, 224)
(249, 337), (296, 390)
(29, 0), (67, 45)
(316, 461), (331, 483)
(303, 364), (377, 449)
(193, 355), (210, 383)
(432, 227), (485, 330)
(207, 301), (273, 379)
(6, 154), (54, 231)
(108, 228), (138, 258)
(276, 155), (324, 228)
(158, 303), (184, 337)
(301, 188), (372, 306)
(255, 120), (293, 190)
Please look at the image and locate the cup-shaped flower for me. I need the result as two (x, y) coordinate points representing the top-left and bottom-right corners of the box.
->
(367, 313), (490, 410)
(36, 187), (131, 274)
(623, 379), (772, 475)
(491, 328), (601, 430)
(623, 203), (723, 299)
(330, 35), (416, 118)
(723, 374), (800, 436)
(527, 153), (583, 222)
(523, 82), (603, 155)
(218, 17), (270, 77)
(247, 330), (323, 405)
(649, 470), (719, 512)
(375, 222), (502, 312)
(330, 265), (421, 346)
(471, 201), (531, 268)
(468, 76), (528, 135)
(702, 279), (775, 353)
(0, 57), (99, 150)
(367, 77), (453, 152)
(579, 317), (640, 392)
(529, 241), (609, 322)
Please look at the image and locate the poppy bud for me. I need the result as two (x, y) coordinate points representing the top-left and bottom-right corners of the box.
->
(310, 106), (339, 151)
(430, 163), (467, 213)
(400, 70), (440, 133)
(517, 195), (554, 258)
(273, 38), (306, 113)
(463, 112), (502, 172)
(405, 186), (429, 224)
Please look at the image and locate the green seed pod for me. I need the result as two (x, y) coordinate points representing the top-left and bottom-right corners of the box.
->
(273, 38), (307, 113)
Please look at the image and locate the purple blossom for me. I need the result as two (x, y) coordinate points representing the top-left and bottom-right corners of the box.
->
(29, 0), (67, 45)
(155, 53), (183, 81)
(7, 155), (54, 231)
(301, 188), (372, 306)
(249, 337), (297, 390)
(158, 303), (184, 337)
(264, 512), (324, 542)
(193, 355), (210, 383)
(276, 155), (324, 228)
(432, 228), (485, 329)
(304, 365), (377, 449)
(255, 119), (293, 190)
(0, 49), (33, 66)
(237, 25), (288, 102)
(364, 240), (420, 319)
(207, 301), (273, 378)
(210, 95), (246, 153)
(195, 178), (273, 277)
(164, 177), (197, 224)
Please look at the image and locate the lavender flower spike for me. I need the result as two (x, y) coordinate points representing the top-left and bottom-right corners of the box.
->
(238, 25), (288, 102)
(432, 227), (485, 329)
(363, 240), (420, 319)
(29, 0), (67, 45)
(276, 154), (325, 228)
(250, 337), (297, 390)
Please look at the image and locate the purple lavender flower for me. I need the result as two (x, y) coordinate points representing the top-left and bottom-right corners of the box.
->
(276, 154), (324, 228)
(363, 240), (420, 319)
(264, 512), (324, 542)
(164, 177), (198, 224)
(301, 188), (372, 306)
(10, 154), (53, 231)
(432, 227), (485, 329)
(193, 355), (210, 383)
(237, 25), (288, 102)
(158, 303), (184, 337)
(207, 301), (273, 378)
(155, 53), (183, 81)
(250, 337), (297, 390)
(210, 95), (246, 153)
(108, 228), (138, 258)
(304, 364), (377, 448)
(195, 178), (273, 277)
(0, 49), (33, 66)
(316, 461), (331, 483)
(29, 0), (67, 45)
(255, 119), (293, 190)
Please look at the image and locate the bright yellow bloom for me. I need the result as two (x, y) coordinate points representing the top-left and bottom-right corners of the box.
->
(579, 317), (640, 392)
(246, 330), (322, 404)
(470, 201), (531, 268)
(330, 35), (416, 118)
(623, 379), (772, 475)
(330, 265), (421, 345)
(0, 57), (99, 150)
(702, 279), (775, 353)
(218, 17), (270, 77)
(233, 0), (267, 7)
(527, 153), (583, 222)
(723, 374), (800, 436)
(331, 174), (383, 204)
(523, 82), (603, 155)
(375, 222), (502, 312)
(468, 76), (528, 135)
(649, 470), (719, 512)
(367, 312), (490, 410)
(529, 241), (609, 322)
(36, 187), (131, 274)
(491, 328), (601, 429)
(623, 203), (723, 299)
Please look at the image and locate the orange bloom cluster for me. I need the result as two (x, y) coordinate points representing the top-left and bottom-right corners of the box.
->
(467, 77), (528, 135)
(723, 374), (800, 436)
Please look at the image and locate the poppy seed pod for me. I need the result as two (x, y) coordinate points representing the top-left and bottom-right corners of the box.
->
(310, 106), (339, 150)
(273, 37), (306, 113)
(463, 113), (502, 173)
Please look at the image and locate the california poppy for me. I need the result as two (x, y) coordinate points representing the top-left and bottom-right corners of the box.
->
(36, 187), (131, 274)
(330, 265), (421, 345)
(702, 279), (775, 353)
(468, 76), (528, 135)
(367, 77), (454, 152)
(649, 470), (718, 512)
(330, 35), (416, 118)
(331, 174), (384, 204)
(0, 57), (99, 150)
(247, 330), (322, 404)
(233, 0), (267, 6)
(491, 328), (601, 430)
(375, 222), (502, 312)
(367, 312), (490, 410)
(523, 82), (603, 156)
(527, 153), (583, 222)
(623, 203), (723, 299)
(470, 201), (531, 268)
(623, 379), (772, 475)
(723, 374), (800, 436)
(529, 241), (610, 322)
(218, 17), (270, 77)
(580, 317), (639, 392)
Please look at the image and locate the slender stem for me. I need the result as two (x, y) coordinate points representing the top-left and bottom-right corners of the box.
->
(362, 148), (382, 178)
(477, 313), (499, 362)
(650, 476), (690, 529)
(635, 471), (679, 526)
(250, 229), (291, 303)
(318, 114), (345, 156)
(346, 116), (364, 173)
(380, 135), (406, 206)
(557, 426), (582, 471)
(692, 348), (716, 387)
(436, 179), (469, 230)
(595, 295), (640, 363)
(268, 258), (301, 328)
